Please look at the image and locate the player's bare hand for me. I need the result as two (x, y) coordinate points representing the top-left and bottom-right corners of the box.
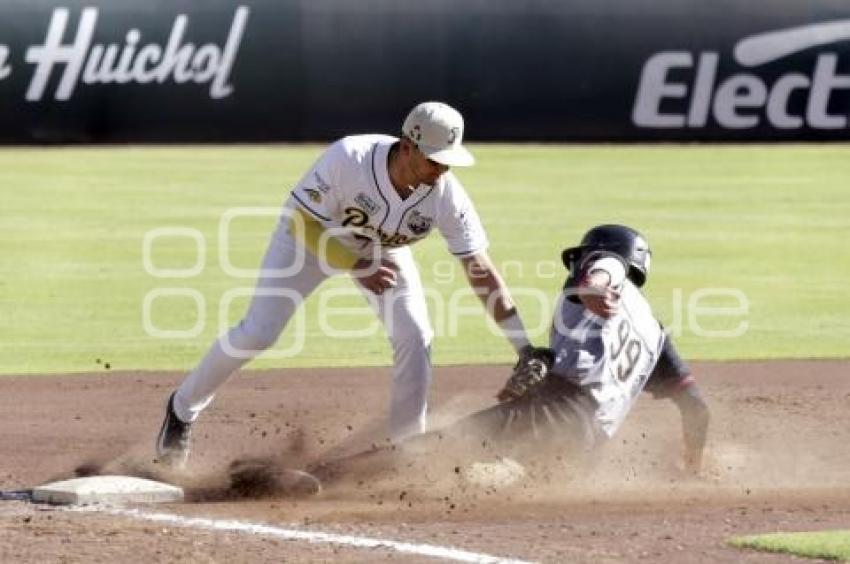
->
(579, 285), (621, 318)
(683, 448), (704, 476)
(353, 258), (399, 294)
(577, 270), (621, 318)
(671, 448), (713, 482)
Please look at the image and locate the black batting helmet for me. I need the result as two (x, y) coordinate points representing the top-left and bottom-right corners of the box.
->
(561, 224), (652, 287)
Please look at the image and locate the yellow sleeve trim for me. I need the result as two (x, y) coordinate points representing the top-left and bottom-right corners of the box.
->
(289, 206), (359, 270)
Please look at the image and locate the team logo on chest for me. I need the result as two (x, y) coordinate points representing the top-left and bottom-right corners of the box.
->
(354, 192), (381, 215)
(406, 210), (433, 235)
(304, 187), (322, 204)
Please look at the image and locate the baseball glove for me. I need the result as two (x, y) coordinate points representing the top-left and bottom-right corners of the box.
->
(497, 345), (555, 402)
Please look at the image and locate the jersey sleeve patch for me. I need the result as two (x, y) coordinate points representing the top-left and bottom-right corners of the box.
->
(290, 143), (345, 222)
(292, 191), (332, 222)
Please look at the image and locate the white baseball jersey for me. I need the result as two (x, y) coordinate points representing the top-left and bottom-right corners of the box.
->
(549, 259), (666, 438)
(286, 134), (488, 257)
(177, 135), (488, 440)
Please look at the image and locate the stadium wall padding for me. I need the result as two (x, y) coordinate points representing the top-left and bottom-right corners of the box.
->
(1, 0), (850, 142)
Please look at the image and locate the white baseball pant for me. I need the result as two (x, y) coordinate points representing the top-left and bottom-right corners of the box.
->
(172, 219), (434, 441)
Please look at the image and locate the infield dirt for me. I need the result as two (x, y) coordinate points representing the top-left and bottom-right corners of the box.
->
(1, 360), (848, 562)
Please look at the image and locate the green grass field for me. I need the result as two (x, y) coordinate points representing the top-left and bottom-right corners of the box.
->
(731, 530), (850, 560)
(1, 144), (848, 374)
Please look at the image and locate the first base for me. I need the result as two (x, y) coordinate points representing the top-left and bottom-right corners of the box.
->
(32, 475), (184, 506)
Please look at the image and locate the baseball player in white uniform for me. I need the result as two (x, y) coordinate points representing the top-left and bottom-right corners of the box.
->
(156, 102), (545, 467)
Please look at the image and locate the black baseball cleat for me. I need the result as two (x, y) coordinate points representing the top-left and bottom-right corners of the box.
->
(156, 392), (192, 468)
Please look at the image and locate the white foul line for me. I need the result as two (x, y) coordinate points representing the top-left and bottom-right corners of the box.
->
(71, 506), (534, 564)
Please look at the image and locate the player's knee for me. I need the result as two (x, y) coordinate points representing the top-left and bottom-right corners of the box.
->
(390, 323), (433, 353)
(233, 319), (284, 352)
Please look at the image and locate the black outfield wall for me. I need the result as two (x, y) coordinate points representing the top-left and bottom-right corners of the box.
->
(1, 0), (850, 142)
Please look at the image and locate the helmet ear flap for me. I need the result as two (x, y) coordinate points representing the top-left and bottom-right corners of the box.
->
(627, 237), (651, 287)
(561, 247), (582, 272)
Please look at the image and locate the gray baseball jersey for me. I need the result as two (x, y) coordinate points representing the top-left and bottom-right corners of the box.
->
(549, 279), (666, 438)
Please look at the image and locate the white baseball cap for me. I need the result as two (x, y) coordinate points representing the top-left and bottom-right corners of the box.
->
(401, 101), (475, 167)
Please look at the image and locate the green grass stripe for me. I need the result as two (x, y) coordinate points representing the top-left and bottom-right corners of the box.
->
(730, 530), (850, 560)
(1, 144), (849, 374)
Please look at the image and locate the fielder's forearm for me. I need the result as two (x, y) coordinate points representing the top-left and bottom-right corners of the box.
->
(460, 253), (514, 320)
(289, 206), (358, 270)
(460, 253), (531, 352)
